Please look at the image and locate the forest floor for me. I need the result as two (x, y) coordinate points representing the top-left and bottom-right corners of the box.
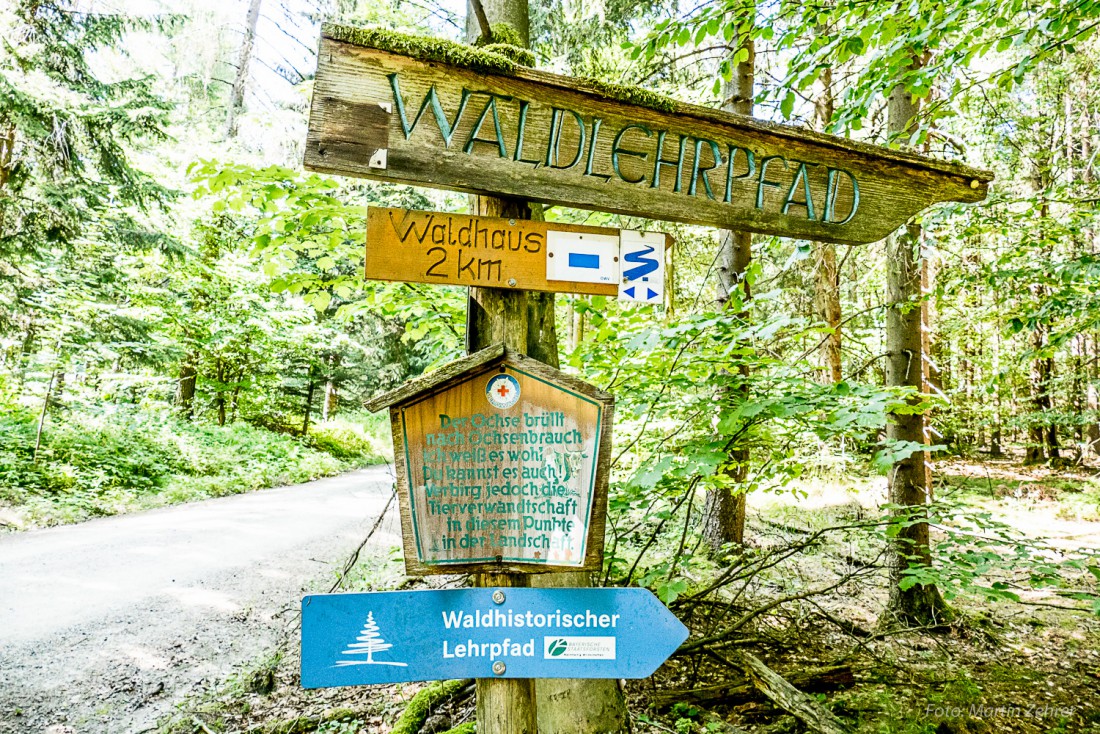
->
(147, 456), (1100, 734)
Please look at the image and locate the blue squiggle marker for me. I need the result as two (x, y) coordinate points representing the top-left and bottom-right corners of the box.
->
(622, 244), (659, 281)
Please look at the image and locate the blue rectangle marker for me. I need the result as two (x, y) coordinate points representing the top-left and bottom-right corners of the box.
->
(301, 587), (688, 688)
(568, 252), (601, 269)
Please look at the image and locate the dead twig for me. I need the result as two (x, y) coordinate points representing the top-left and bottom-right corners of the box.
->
(329, 487), (397, 593)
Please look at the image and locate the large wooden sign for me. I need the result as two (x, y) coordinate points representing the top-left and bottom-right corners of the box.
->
(366, 206), (671, 296)
(306, 24), (992, 246)
(366, 346), (612, 575)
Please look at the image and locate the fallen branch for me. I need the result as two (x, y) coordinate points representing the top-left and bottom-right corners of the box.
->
(654, 664), (853, 709)
(676, 567), (875, 656)
(729, 652), (851, 734)
(391, 679), (475, 734)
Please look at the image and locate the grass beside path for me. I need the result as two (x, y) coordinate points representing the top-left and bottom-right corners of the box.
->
(0, 407), (391, 529)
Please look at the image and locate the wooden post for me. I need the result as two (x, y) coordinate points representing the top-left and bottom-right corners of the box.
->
(474, 573), (537, 734)
(464, 4), (538, 733)
(466, 213), (539, 733)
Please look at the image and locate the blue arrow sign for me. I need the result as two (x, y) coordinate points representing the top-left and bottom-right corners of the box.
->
(301, 588), (687, 688)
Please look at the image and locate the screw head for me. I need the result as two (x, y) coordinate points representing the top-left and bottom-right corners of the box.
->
(509, 218), (516, 225)
(507, 278), (517, 287)
(492, 661), (506, 675)
(492, 590), (506, 604)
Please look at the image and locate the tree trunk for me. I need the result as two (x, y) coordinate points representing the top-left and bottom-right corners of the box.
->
(13, 321), (35, 395)
(1026, 173), (1054, 464)
(464, 0), (528, 45)
(231, 368), (243, 424)
(0, 120), (14, 234)
(991, 323), (1003, 456)
(177, 356), (197, 420)
(703, 18), (754, 553)
(323, 380), (338, 421)
(216, 360), (227, 427)
(1045, 355), (1059, 460)
(302, 368), (315, 437)
(813, 242), (842, 383)
(1073, 336), (1084, 456)
(570, 298), (585, 351)
(322, 354), (340, 421)
(33, 370), (57, 464)
(1089, 333), (1100, 454)
(225, 0), (262, 139)
(881, 64), (950, 627)
(812, 23), (842, 385)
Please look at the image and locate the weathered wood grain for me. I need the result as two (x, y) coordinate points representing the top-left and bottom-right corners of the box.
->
(375, 347), (611, 576)
(306, 25), (992, 246)
(367, 344), (505, 412)
(365, 206), (672, 295)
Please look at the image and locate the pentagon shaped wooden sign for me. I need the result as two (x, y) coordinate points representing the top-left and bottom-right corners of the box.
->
(305, 24), (992, 246)
(366, 346), (612, 575)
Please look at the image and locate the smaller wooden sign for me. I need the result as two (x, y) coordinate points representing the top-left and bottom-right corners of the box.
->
(366, 207), (671, 296)
(366, 345), (613, 575)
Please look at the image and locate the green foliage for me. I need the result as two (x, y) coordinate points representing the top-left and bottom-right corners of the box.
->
(187, 161), (465, 369)
(307, 411), (390, 461)
(0, 1), (174, 261)
(0, 403), (385, 527)
(629, 0), (1100, 137)
(879, 499), (1100, 612)
(568, 292), (912, 590)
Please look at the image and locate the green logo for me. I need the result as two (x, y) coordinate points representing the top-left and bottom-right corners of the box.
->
(548, 639), (567, 657)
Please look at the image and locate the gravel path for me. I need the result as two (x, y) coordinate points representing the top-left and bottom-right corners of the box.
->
(0, 467), (401, 734)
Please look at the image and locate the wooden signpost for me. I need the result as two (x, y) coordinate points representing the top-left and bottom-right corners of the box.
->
(365, 345), (612, 575)
(306, 24), (993, 246)
(366, 206), (672, 297)
(303, 21), (995, 734)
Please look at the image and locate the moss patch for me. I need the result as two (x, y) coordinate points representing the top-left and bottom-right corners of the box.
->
(321, 24), (687, 115)
(485, 23), (524, 47)
(391, 679), (472, 734)
(440, 724), (476, 734)
(579, 77), (679, 113)
(480, 43), (536, 67)
(323, 23), (520, 75)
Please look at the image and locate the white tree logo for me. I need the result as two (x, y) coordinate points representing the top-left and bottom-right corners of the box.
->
(335, 611), (408, 667)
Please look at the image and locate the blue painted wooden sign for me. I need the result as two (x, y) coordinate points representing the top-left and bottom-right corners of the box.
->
(301, 587), (688, 688)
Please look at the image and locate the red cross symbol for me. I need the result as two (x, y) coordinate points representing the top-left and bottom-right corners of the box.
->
(496, 382), (511, 399)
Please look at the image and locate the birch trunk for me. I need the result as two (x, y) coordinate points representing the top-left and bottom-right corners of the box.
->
(882, 63), (951, 626)
(703, 16), (754, 552)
